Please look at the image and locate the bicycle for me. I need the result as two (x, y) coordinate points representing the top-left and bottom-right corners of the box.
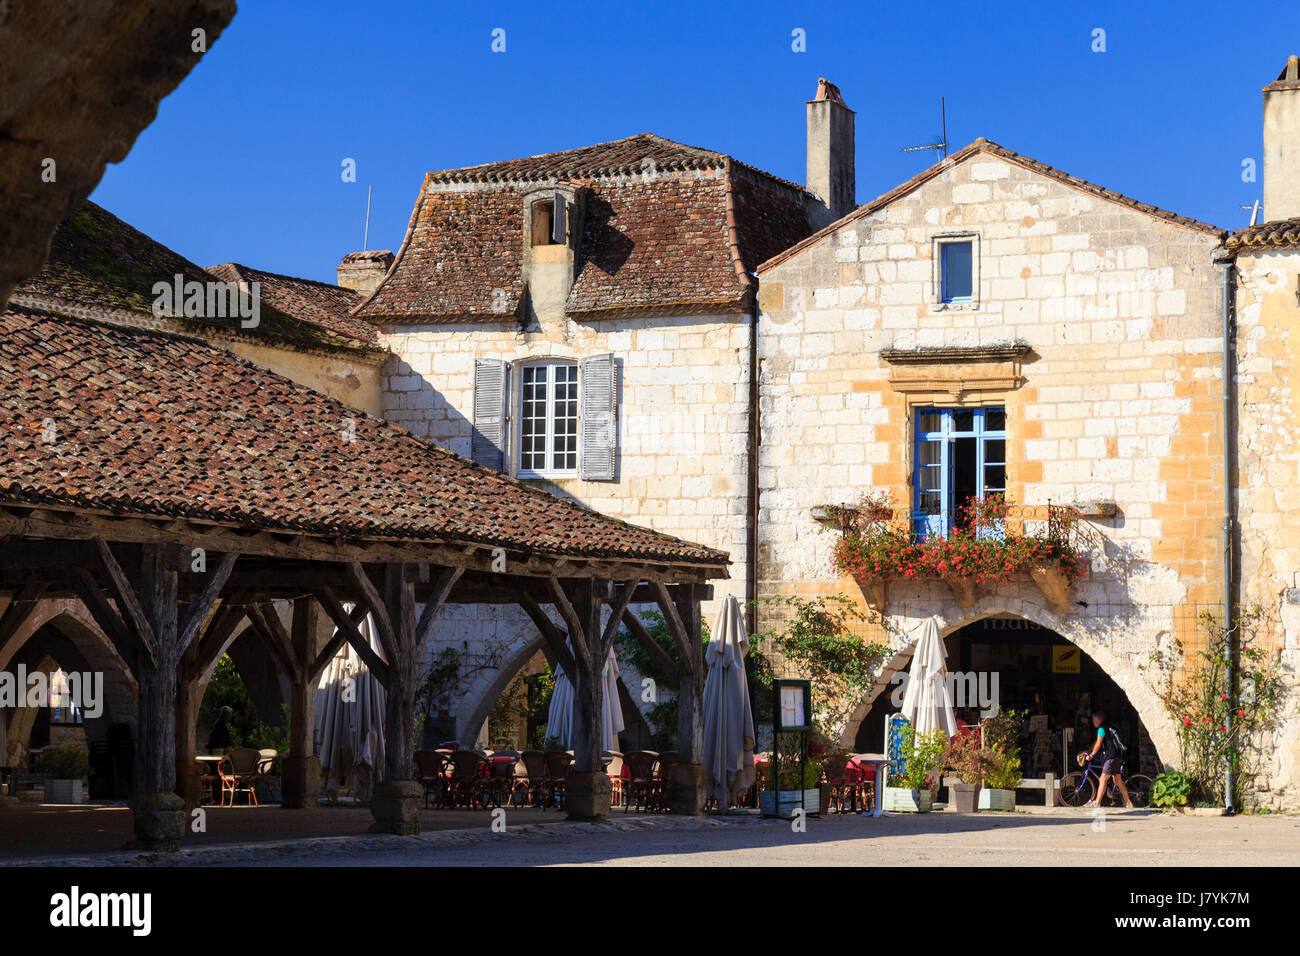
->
(1058, 754), (1151, 808)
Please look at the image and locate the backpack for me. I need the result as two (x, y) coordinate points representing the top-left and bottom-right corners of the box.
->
(1102, 726), (1126, 758)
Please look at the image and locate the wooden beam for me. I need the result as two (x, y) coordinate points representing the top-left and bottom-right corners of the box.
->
(177, 552), (237, 654)
(516, 591), (576, 677)
(547, 576), (589, 659)
(65, 567), (142, 671)
(414, 565), (464, 646)
(599, 580), (637, 657)
(315, 588), (390, 684)
(346, 562), (397, 664)
(308, 601), (368, 678)
(621, 608), (679, 683)
(650, 580), (692, 658)
(0, 583), (46, 657)
(94, 538), (157, 664)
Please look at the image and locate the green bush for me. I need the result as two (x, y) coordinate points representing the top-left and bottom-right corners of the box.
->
(1151, 770), (1192, 808)
(37, 743), (90, 779)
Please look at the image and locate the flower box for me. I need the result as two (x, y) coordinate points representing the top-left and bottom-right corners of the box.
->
(883, 786), (932, 812)
(977, 787), (1016, 811)
(43, 779), (84, 804)
(759, 788), (820, 817)
(853, 575), (887, 614)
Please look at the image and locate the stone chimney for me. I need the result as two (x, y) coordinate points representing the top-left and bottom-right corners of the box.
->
(1264, 55), (1300, 221)
(806, 77), (856, 227)
(336, 249), (394, 295)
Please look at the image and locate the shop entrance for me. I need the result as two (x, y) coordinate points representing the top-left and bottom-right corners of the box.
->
(852, 616), (1161, 778)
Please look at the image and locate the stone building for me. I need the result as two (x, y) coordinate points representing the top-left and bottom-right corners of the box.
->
(343, 93), (848, 741)
(751, 60), (1300, 807)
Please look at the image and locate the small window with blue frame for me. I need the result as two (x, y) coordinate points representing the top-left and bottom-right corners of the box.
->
(940, 239), (974, 303)
(913, 405), (1006, 540)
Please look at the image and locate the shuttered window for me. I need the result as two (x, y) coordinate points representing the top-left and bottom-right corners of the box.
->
(914, 406), (1006, 540)
(579, 353), (616, 481)
(472, 359), (509, 472)
(518, 361), (579, 477)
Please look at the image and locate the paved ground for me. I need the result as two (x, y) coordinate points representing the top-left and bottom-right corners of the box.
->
(5, 805), (1299, 866)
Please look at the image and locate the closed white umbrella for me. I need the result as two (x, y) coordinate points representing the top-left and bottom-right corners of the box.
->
(702, 596), (755, 807)
(545, 642), (624, 750)
(899, 616), (958, 738)
(315, 612), (387, 795)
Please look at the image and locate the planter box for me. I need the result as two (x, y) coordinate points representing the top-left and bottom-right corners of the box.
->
(950, 782), (981, 813)
(883, 787), (932, 812)
(852, 575), (886, 614)
(759, 788), (820, 817)
(43, 779), (84, 804)
(977, 787), (1016, 811)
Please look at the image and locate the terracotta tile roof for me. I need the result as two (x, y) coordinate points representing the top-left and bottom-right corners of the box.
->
(12, 201), (376, 353)
(759, 138), (1224, 273)
(354, 134), (815, 323)
(207, 262), (377, 344)
(0, 306), (727, 568)
(1225, 218), (1300, 252)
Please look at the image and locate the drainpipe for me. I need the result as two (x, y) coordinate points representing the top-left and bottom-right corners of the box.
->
(1216, 248), (1237, 815)
(746, 291), (760, 636)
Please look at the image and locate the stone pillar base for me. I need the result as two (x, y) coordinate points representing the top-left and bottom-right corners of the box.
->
(565, 771), (612, 822)
(280, 755), (321, 809)
(127, 791), (187, 852)
(369, 780), (422, 835)
(666, 763), (707, 815)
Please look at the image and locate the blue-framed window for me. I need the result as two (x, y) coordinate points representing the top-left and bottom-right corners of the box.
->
(940, 240), (974, 303)
(914, 406), (1006, 539)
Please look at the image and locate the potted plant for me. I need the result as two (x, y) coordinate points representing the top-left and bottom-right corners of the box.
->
(758, 749), (823, 817)
(883, 728), (947, 812)
(945, 732), (985, 812)
(38, 743), (90, 804)
(977, 749), (1022, 810)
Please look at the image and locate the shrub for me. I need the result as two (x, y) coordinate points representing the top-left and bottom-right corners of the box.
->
(37, 743), (90, 780)
(1151, 770), (1192, 808)
(895, 727), (949, 793)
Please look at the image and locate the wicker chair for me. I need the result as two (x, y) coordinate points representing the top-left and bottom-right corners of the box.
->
(414, 750), (449, 808)
(821, 753), (861, 812)
(655, 750), (679, 810)
(194, 759), (219, 805)
(622, 750), (659, 812)
(543, 750), (574, 810)
(486, 751), (521, 807)
(603, 751), (624, 808)
(447, 750), (490, 808)
(519, 750), (547, 807)
(223, 748), (262, 806)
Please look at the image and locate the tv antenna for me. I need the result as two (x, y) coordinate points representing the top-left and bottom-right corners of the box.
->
(1240, 199), (1261, 226)
(901, 96), (949, 159)
(363, 185), (373, 251)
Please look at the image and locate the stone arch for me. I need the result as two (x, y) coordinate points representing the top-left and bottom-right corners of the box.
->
(837, 594), (1176, 767)
(455, 628), (548, 746)
(2, 602), (137, 768)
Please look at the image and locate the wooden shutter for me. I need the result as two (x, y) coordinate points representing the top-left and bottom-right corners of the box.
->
(552, 192), (568, 244)
(472, 359), (509, 472)
(579, 353), (616, 481)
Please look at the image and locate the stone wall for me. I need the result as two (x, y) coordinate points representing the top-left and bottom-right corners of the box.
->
(754, 147), (1233, 781)
(1233, 248), (1300, 807)
(379, 312), (751, 740)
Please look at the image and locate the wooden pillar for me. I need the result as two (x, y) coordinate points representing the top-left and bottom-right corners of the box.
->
(654, 580), (707, 814)
(321, 562), (461, 834)
(282, 597), (321, 807)
(70, 541), (236, 850)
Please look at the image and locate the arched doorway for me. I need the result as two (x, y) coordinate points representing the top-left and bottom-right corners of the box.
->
(849, 614), (1164, 779)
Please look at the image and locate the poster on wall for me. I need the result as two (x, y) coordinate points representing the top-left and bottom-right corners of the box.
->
(1052, 646), (1081, 674)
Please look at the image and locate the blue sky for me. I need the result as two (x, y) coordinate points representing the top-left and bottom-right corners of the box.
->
(91, 0), (1300, 284)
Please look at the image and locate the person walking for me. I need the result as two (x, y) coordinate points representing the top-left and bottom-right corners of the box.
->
(1080, 708), (1134, 808)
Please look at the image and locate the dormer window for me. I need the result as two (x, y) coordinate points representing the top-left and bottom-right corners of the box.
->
(529, 194), (567, 247)
(531, 200), (556, 246)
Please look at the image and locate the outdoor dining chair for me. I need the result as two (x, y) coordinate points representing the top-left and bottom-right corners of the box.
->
(255, 749), (280, 803)
(821, 753), (862, 812)
(223, 748), (263, 806)
(603, 751), (624, 808)
(414, 749), (449, 808)
(447, 750), (491, 808)
(622, 750), (658, 812)
(194, 759), (219, 806)
(542, 750), (574, 810)
(655, 751), (680, 811)
(519, 750), (547, 807)
(487, 750), (521, 807)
